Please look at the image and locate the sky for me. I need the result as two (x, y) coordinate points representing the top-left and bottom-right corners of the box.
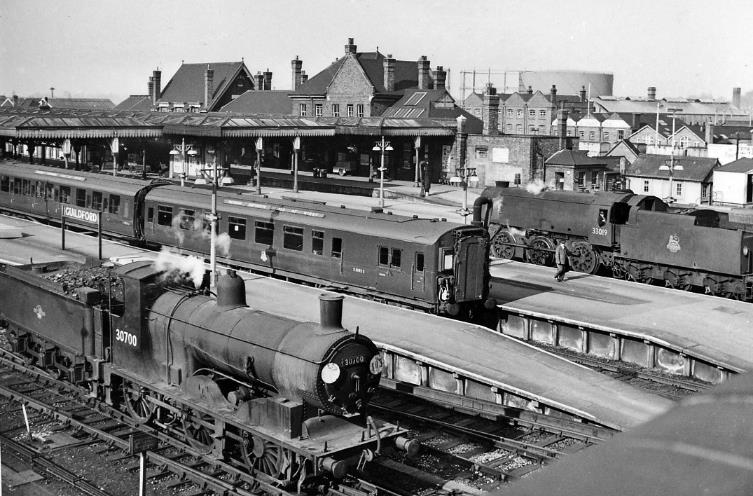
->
(1, 0), (751, 105)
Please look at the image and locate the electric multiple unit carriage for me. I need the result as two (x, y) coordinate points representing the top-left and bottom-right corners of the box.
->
(0, 161), (490, 317)
(0, 262), (418, 490)
(474, 186), (753, 300)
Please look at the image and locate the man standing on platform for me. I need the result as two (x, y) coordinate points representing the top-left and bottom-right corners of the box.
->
(554, 240), (572, 282)
(420, 158), (431, 197)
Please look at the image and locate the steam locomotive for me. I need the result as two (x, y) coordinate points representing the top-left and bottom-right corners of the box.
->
(474, 186), (753, 300)
(0, 160), (490, 318)
(0, 261), (417, 489)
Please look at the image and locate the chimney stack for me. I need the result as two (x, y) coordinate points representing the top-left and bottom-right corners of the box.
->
(579, 85), (587, 103)
(550, 85), (557, 107)
(558, 108), (569, 149)
(300, 71), (308, 84)
(434, 66), (447, 90)
(148, 77), (154, 102)
(255, 72), (264, 90)
(152, 69), (162, 105)
(291, 56), (303, 90)
(527, 85), (533, 95)
(319, 294), (344, 330)
(204, 65), (214, 109)
(383, 54), (396, 92)
(705, 123), (714, 144)
(263, 69), (272, 90)
(733, 87), (742, 108)
(216, 269), (247, 309)
(647, 86), (656, 101)
(482, 83), (500, 136)
(344, 37), (357, 55)
(417, 56), (431, 90)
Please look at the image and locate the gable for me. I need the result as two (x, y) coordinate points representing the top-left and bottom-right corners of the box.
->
(504, 93), (528, 106)
(526, 91), (551, 107)
(327, 56), (374, 97)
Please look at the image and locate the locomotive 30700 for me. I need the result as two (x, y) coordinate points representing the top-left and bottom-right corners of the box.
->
(0, 262), (418, 490)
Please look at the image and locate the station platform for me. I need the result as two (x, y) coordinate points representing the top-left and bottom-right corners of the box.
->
(490, 260), (753, 378)
(0, 213), (671, 431)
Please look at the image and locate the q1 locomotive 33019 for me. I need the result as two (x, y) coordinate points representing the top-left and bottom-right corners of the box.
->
(474, 186), (753, 300)
(0, 261), (417, 489)
(0, 160), (491, 318)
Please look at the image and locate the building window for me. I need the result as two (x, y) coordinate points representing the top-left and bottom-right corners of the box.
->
(539, 110), (546, 117)
(312, 230), (324, 255)
(516, 109), (523, 118)
(314, 104), (323, 117)
(299, 103), (307, 116)
(618, 130), (625, 140)
(255, 221), (274, 245)
(516, 124), (523, 133)
(506, 109), (513, 117)
(576, 171), (585, 188)
(347, 104), (354, 117)
(228, 216), (246, 240)
(676, 182), (683, 196)
(514, 173), (521, 185)
(506, 123), (513, 133)
(529, 109), (536, 117)
(589, 131), (595, 140)
(332, 104), (340, 117)
(474, 108), (481, 116)
(529, 126), (537, 133)
(283, 225), (304, 251)
(356, 104), (364, 117)
(643, 180), (649, 193)
(579, 131), (585, 138)
(604, 132), (610, 141)
(475, 147), (488, 159)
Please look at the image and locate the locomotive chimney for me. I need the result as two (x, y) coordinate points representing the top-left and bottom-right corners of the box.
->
(217, 269), (247, 308)
(319, 294), (344, 330)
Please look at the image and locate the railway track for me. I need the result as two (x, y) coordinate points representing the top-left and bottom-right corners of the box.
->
(363, 389), (612, 494)
(0, 349), (297, 496)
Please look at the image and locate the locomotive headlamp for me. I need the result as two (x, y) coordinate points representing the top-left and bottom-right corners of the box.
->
(321, 362), (341, 384)
(369, 354), (384, 375)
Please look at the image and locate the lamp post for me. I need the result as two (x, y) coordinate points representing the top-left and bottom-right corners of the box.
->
(659, 108), (683, 202)
(372, 137), (393, 208)
(196, 154), (234, 289)
(254, 137), (263, 194)
(169, 138), (197, 187)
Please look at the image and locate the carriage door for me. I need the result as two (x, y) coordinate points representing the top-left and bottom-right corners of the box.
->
(411, 252), (425, 293)
(454, 237), (486, 302)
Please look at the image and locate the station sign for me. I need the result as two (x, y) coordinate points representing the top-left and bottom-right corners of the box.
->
(62, 205), (99, 225)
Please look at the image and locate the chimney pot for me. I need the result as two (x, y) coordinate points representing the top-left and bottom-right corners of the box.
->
(345, 37), (357, 55)
(483, 84), (500, 135)
(255, 71), (264, 91)
(204, 65), (215, 109)
(434, 66), (447, 90)
(648, 86), (656, 101)
(152, 69), (162, 105)
(527, 85), (533, 95)
(263, 69), (272, 90)
(291, 57), (303, 90)
(417, 56), (431, 90)
(383, 55), (396, 92)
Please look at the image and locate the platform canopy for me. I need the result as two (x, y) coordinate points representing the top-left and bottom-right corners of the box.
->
(0, 107), (456, 140)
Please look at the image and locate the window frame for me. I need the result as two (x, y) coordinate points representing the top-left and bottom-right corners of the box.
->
(347, 104), (354, 117)
(312, 230), (324, 255)
(331, 237), (342, 258)
(157, 205), (173, 226)
(332, 103), (340, 117)
(283, 225), (304, 251)
(314, 103), (323, 117)
(228, 216), (247, 240)
(299, 103), (307, 117)
(255, 221), (275, 245)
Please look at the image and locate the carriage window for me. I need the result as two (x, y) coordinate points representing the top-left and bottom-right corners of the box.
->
(45, 183), (54, 200)
(179, 209), (195, 230)
(331, 237), (342, 258)
(36, 181), (43, 197)
(0, 176), (8, 192)
(75, 189), (86, 207)
(228, 216), (246, 240)
(60, 186), (70, 203)
(28, 181), (36, 197)
(92, 191), (103, 211)
(312, 230), (324, 255)
(379, 246), (389, 266)
(255, 221), (274, 245)
(102, 196), (108, 212)
(109, 195), (120, 214)
(442, 249), (454, 271)
(283, 226), (304, 251)
(12, 180), (20, 195)
(415, 253), (424, 272)
(157, 205), (173, 226)
(391, 248), (401, 268)
(147, 207), (154, 223)
(22, 179), (30, 196)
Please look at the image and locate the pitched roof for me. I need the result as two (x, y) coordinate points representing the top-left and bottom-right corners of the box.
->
(292, 52), (420, 97)
(463, 91), (483, 107)
(13, 97), (114, 110)
(114, 95), (153, 111)
(545, 149), (610, 167)
(384, 88), (482, 133)
(717, 158), (753, 173)
(594, 97), (746, 117)
(159, 62), (250, 108)
(626, 154), (718, 181)
(219, 90), (292, 114)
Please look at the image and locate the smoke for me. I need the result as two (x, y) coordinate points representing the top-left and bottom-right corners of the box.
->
(153, 247), (205, 288)
(525, 180), (548, 195)
(216, 232), (231, 257)
(507, 224), (526, 239)
(170, 213), (186, 246)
